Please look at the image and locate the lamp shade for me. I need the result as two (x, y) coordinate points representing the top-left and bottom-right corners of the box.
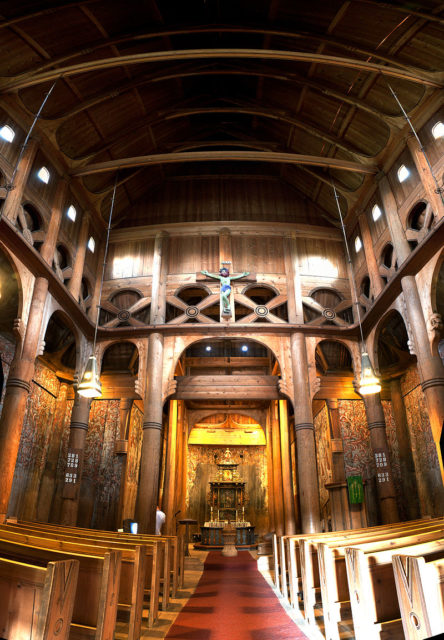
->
(359, 352), (381, 395)
(77, 355), (102, 398)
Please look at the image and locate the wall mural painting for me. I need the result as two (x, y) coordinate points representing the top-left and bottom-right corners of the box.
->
(81, 399), (123, 530)
(0, 335), (15, 411)
(314, 404), (332, 516)
(338, 400), (374, 479)
(9, 361), (60, 520)
(187, 444), (268, 535)
(401, 365), (441, 516)
(122, 404), (143, 522)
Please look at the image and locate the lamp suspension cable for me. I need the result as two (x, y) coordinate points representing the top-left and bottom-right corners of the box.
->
(77, 174), (118, 398)
(382, 73), (444, 206)
(0, 78), (59, 222)
(331, 181), (381, 395)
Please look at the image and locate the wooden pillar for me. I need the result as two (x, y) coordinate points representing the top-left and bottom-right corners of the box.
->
(163, 399), (178, 535)
(36, 382), (69, 522)
(179, 404), (188, 519)
(68, 212), (90, 300)
(174, 400), (185, 521)
(279, 399), (296, 534)
(266, 410), (276, 532)
(116, 398), (133, 528)
(406, 135), (444, 220)
(358, 212), (384, 298)
(89, 242), (106, 324)
(136, 332), (164, 533)
(40, 179), (68, 266)
(2, 139), (38, 222)
(379, 174), (444, 488)
(291, 332), (321, 533)
(390, 378), (420, 520)
(270, 401), (285, 535)
(361, 392), (399, 523)
(0, 175), (69, 519)
(0, 276), (49, 520)
(284, 236), (320, 532)
(59, 392), (92, 525)
(136, 231), (168, 533)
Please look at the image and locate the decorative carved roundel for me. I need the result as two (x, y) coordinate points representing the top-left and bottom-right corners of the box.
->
(322, 308), (336, 320)
(117, 309), (131, 321)
(255, 305), (269, 317)
(185, 305), (200, 318)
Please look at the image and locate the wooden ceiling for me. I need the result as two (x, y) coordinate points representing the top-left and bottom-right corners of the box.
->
(1, 0), (443, 227)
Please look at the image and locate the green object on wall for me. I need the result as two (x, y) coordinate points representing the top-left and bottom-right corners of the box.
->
(347, 475), (364, 504)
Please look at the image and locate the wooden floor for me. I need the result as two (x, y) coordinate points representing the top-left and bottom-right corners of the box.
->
(115, 550), (208, 640)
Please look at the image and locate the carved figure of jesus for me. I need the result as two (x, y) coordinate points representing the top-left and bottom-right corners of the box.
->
(201, 267), (250, 316)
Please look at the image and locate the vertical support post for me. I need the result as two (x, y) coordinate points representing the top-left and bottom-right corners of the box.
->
(406, 135), (443, 220)
(358, 212), (384, 298)
(284, 235), (320, 532)
(2, 139), (38, 222)
(59, 392), (92, 526)
(291, 332), (321, 533)
(266, 410), (276, 533)
(361, 392), (399, 523)
(390, 378), (420, 520)
(40, 179), (68, 266)
(116, 398), (133, 528)
(270, 400), (285, 535)
(136, 231), (168, 533)
(164, 399), (178, 535)
(279, 399), (296, 534)
(68, 212), (90, 300)
(379, 174), (444, 488)
(326, 400), (346, 483)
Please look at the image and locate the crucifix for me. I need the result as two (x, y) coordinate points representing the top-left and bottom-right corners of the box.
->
(200, 262), (253, 318)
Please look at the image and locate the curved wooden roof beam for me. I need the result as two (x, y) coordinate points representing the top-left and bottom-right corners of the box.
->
(1, 48), (441, 92)
(11, 24), (426, 78)
(159, 104), (374, 160)
(43, 64), (397, 129)
(64, 99), (373, 163)
(70, 150), (377, 177)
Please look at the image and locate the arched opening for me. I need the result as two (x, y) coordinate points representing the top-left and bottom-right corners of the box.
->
(376, 310), (414, 375)
(53, 244), (72, 286)
(315, 340), (353, 376)
(380, 243), (398, 284)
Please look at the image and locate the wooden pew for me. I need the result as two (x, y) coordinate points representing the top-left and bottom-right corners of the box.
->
(0, 538), (121, 640)
(10, 519), (181, 602)
(317, 526), (444, 640)
(0, 528), (161, 633)
(2, 523), (166, 616)
(283, 518), (443, 613)
(392, 553), (444, 640)
(0, 556), (78, 640)
(345, 538), (444, 640)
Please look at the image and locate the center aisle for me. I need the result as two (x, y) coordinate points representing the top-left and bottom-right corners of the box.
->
(166, 550), (309, 640)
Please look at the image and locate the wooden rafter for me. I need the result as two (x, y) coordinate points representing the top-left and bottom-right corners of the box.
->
(71, 150), (377, 177)
(1, 48), (441, 93)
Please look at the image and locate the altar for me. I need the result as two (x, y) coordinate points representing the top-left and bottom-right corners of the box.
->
(194, 448), (256, 549)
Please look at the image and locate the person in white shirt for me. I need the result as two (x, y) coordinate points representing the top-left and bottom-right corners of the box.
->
(156, 506), (166, 535)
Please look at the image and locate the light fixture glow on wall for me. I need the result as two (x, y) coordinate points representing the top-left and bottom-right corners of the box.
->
(432, 121), (444, 139)
(332, 184), (381, 397)
(78, 178), (118, 398)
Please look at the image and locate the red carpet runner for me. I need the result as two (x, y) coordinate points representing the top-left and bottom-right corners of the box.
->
(166, 550), (309, 640)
